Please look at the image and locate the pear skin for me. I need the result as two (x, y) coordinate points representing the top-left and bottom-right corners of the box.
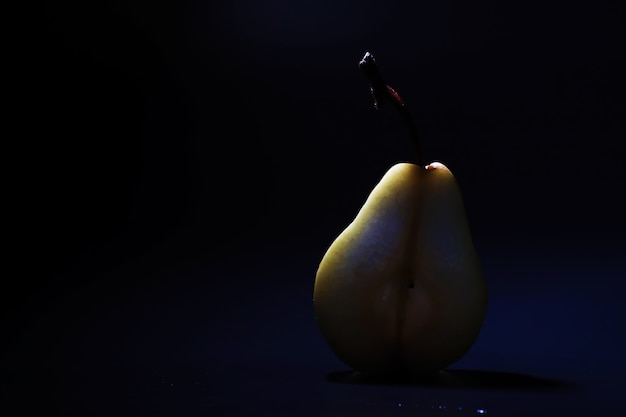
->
(313, 162), (487, 375)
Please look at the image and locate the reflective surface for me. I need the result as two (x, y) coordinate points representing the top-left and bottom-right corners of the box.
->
(3, 241), (625, 416)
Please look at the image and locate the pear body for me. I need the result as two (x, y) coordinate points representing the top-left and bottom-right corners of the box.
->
(313, 162), (487, 375)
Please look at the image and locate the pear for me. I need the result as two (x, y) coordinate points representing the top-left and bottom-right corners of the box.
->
(313, 52), (487, 376)
(314, 162), (487, 375)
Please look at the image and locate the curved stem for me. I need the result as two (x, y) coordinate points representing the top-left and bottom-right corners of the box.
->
(358, 51), (424, 166)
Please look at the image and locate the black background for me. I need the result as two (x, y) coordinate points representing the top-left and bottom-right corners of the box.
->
(4, 1), (626, 415)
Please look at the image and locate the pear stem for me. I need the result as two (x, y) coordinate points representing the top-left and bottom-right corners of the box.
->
(358, 51), (424, 166)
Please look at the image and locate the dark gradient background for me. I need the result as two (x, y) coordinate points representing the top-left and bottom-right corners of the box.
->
(4, 1), (626, 416)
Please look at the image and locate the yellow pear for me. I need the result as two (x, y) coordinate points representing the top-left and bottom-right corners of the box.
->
(314, 162), (487, 375)
(313, 51), (487, 376)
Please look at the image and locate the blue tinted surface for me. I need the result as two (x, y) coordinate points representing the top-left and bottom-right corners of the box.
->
(3, 241), (625, 416)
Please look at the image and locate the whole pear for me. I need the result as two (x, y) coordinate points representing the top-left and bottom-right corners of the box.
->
(313, 161), (487, 375)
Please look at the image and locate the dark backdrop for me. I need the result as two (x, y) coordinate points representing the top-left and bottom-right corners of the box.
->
(14, 0), (626, 274)
(4, 1), (626, 415)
